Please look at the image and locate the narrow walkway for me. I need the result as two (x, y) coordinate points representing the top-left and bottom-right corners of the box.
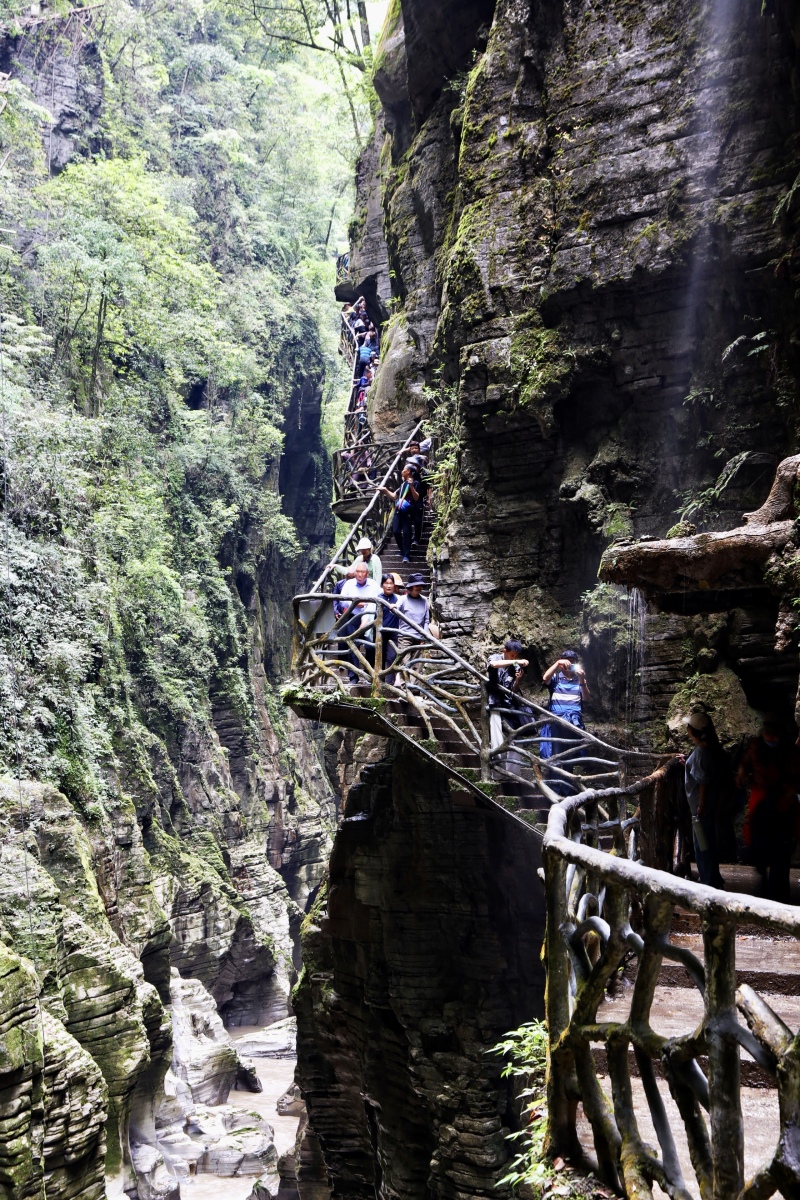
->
(288, 297), (800, 1199)
(289, 312), (638, 829)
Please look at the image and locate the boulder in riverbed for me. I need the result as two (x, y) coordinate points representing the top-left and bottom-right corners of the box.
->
(232, 1016), (296, 1059)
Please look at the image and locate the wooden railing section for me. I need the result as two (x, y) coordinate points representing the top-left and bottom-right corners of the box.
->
(543, 772), (800, 1200)
(331, 437), (406, 516)
(292, 544), (653, 807)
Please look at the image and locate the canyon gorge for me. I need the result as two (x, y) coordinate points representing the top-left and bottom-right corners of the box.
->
(2, 0), (800, 1199)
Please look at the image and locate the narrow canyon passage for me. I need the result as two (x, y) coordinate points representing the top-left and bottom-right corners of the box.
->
(3, 0), (800, 1199)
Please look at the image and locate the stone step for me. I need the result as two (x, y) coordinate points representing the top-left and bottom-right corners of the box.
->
(437, 752), (481, 771)
(437, 737), (479, 756)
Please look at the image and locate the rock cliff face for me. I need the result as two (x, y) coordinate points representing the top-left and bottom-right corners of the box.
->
(295, 743), (544, 1200)
(294, 1), (800, 1195)
(347, 0), (800, 740)
(0, 7), (342, 1199)
(0, 363), (335, 1193)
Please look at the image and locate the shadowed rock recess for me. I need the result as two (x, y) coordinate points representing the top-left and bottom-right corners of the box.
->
(293, 0), (800, 1195)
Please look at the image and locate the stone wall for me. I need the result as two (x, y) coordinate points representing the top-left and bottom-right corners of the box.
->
(294, 2), (800, 1195)
(294, 743), (544, 1200)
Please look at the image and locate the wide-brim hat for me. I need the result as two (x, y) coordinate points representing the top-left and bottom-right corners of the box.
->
(407, 572), (425, 586)
(356, 537), (373, 551)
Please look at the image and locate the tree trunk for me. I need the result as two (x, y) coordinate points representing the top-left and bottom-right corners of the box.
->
(88, 287), (107, 417)
(357, 0), (370, 47)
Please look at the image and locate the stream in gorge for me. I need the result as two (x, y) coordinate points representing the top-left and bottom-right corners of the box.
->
(106, 1022), (300, 1200)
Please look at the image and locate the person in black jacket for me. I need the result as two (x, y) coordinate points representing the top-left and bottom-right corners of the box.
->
(377, 466), (419, 562)
(487, 640), (530, 774)
(378, 573), (400, 683)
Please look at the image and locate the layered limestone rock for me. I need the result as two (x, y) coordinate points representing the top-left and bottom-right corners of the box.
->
(355, 0), (800, 734)
(41, 1011), (108, 1200)
(1, 14), (104, 173)
(156, 972), (281, 1189)
(0, 780), (173, 1190)
(0, 744), (326, 1198)
(160, 972), (256, 1121)
(158, 1105), (279, 1184)
(0, 943), (108, 1200)
(293, 745), (545, 1200)
(295, 1), (800, 1194)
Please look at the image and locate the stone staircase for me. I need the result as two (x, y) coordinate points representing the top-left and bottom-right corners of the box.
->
(377, 505), (434, 588)
(287, 682), (549, 838)
(380, 698), (550, 826)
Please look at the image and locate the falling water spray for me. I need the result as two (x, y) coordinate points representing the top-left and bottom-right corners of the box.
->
(675, 0), (747, 368)
(624, 588), (647, 741)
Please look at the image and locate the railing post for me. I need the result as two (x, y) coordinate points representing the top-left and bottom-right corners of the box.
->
(703, 918), (743, 1200)
(372, 621), (383, 698)
(544, 841), (576, 1159)
(480, 681), (490, 781)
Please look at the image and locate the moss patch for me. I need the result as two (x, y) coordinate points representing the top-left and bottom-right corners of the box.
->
(509, 310), (577, 432)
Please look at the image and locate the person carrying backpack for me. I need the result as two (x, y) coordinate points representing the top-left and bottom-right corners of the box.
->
(377, 465), (419, 562)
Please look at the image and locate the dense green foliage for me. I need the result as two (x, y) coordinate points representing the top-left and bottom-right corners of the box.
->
(492, 1021), (552, 1194)
(0, 0), (367, 806)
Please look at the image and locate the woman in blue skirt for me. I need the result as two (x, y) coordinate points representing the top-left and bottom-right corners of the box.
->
(540, 650), (590, 794)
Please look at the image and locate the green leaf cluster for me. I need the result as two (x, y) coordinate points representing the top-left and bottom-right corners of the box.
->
(0, 0), (370, 807)
(490, 1020), (552, 1194)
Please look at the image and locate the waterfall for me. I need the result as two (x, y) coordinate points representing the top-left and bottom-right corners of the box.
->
(675, 0), (746, 370)
(624, 588), (647, 741)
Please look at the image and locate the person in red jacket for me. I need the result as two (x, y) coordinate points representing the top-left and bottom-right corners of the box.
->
(736, 717), (800, 903)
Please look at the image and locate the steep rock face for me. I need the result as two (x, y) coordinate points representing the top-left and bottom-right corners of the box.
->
(366, 0), (800, 735)
(296, 2), (800, 1195)
(0, 15), (104, 172)
(294, 745), (544, 1200)
(0, 780), (173, 1191)
(0, 944), (108, 1200)
(0, 11), (339, 1200)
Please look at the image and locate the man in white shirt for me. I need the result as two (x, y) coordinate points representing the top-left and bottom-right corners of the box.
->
(337, 563), (381, 683)
(329, 537), (382, 585)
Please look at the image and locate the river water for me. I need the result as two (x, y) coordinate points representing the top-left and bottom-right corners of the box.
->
(106, 1035), (299, 1200)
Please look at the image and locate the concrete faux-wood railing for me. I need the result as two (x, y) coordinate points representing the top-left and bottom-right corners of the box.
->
(309, 420), (424, 597)
(338, 312), (358, 368)
(289, 574), (652, 819)
(543, 775), (800, 1200)
(339, 313), (380, 450)
(331, 437), (408, 519)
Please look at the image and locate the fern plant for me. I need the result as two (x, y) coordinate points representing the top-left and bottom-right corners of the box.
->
(491, 1020), (552, 1193)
